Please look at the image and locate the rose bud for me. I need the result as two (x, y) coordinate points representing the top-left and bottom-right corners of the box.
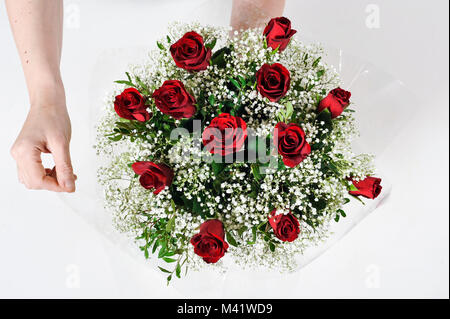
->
(263, 17), (297, 52)
(152, 80), (196, 120)
(256, 63), (291, 102)
(131, 161), (174, 195)
(114, 88), (151, 122)
(190, 219), (229, 263)
(274, 122), (311, 168)
(318, 88), (351, 119)
(349, 176), (382, 199)
(170, 31), (212, 72)
(268, 209), (300, 242)
(202, 113), (248, 156)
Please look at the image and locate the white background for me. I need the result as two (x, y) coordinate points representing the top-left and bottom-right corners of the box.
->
(0, 0), (448, 298)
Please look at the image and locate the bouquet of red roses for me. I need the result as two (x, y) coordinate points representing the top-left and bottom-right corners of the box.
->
(96, 18), (382, 283)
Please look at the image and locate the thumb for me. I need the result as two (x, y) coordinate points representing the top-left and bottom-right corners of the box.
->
(52, 141), (76, 192)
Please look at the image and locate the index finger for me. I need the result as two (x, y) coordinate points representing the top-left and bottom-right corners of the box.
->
(17, 148), (66, 192)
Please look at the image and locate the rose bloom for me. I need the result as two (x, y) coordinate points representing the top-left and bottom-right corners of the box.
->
(152, 80), (196, 120)
(202, 113), (247, 156)
(190, 219), (229, 263)
(131, 161), (174, 195)
(263, 16), (297, 52)
(170, 31), (211, 72)
(349, 176), (382, 199)
(274, 122), (311, 168)
(268, 209), (300, 242)
(114, 88), (151, 122)
(318, 88), (351, 119)
(256, 63), (291, 102)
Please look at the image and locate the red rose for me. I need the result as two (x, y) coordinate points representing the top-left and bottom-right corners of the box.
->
(349, 176), (382, 199)
(170, 31), (211, 72)
(131, 161), (174, 195)
(268, 209), (300, 242)
(263, 17), (297, 52)
(202, 113), (247, 156)
(256, 63), (291, 102)
(274, 122), (311, 168)
(318, 88), (351, 119)
(190, 219), (229, 263)
(152, 80), (196, 120)
(114, 88), (151, 122)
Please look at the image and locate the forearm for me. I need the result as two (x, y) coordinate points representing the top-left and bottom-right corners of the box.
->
(230, 0), (286, 31)
(5, 0), (64, 106)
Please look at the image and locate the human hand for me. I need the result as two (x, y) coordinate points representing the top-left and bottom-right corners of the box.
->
(10, 102), (76, 193)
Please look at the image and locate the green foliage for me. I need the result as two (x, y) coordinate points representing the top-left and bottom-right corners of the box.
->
(276, 102), (294, 122)
(106, 119), (150, 142)
(210, 46), (232, 68)
(156, 41), (165, 50)
(205, 38), (217, 50)
(226, 231), (238, 247)
(312, 57), (322, 68)
(136, 215), (189, 284)
(211, 161), (226, 176)
(251, 164), (263, 181)
(335, 209), (347, 222)
(312, 109), (333, 151)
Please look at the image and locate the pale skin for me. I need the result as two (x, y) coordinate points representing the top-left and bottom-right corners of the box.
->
(6, 0), (285, 193)
(231, 0), (286, 31)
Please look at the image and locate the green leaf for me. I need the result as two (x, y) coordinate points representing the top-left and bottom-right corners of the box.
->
(166, 35), (171, 43)
(285, 102), (294, 120)
(247, 226), (257, 245)
(237, 226), (248, 237)
(175, 263), (181, 278)
(108, 135), (122, 142)
(135, 76), (147, 91)
(251, 164), (262, 181)
(238, 75), (246, 88)
(312, 57), (322, 68)
(157, 41), (165, 50)
(211, 161), (226, 176)
(326, 161), (340, 176)
(158, 266), (171, 273)
(210, 46), (231, 68)
(166, 215), (175, 232)
(316, 69), (325, 78)
(349, 184), (359, 192)
(205, 38), (217, 50)
(338, 209), (347, 217)
(334, 214), (340, 222)
(269, 242), (276, 252)
(164, 251), (176, 257)
(163, 257), (177, 263)
(152, 239), (159, 254)
(316, 108), (333, 137)
(230, 78), (241, 90)
(209, 95), (216, 106)
(114, 80), (135, 86)
(125, 72), (132, 83)
(157, 241), (167, 258)
(310, 196), (327, 210)
(226, 231), (238, 247)
(270, 45), (280, 56)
